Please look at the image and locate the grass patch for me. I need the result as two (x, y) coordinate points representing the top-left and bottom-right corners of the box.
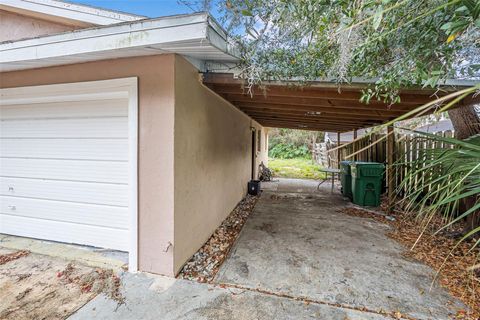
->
(268, 158), (326, 180)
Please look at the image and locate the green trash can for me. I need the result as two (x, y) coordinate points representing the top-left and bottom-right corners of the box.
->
(351, 162), (385, 207)
(340, 161), (354, 199)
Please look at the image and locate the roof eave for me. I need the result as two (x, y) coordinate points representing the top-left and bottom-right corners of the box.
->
(0, 12), (240, 72)
(0, 0), (145, 26)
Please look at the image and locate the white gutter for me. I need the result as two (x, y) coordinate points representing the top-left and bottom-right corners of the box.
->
(0, 0), (145, 25)
(0, 13), (240, 72)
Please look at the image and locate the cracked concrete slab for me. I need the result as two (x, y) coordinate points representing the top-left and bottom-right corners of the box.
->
(70, 178), (464, 319)
(71, 272), (391, 320)
(214, 178), (464, 320)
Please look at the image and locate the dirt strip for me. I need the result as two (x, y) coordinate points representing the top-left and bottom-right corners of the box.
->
(0, 249), (124, 320)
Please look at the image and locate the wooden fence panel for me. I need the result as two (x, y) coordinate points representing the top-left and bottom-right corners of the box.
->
(317, 129), (456, 196)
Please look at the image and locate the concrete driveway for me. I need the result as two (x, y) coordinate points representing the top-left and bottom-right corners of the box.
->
(214, 178), (462, 319)
(72, 178), (463, 320)
(72, 272), (391, 320)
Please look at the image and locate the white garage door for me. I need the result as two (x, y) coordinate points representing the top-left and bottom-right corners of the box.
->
(0, 79), (137, 257)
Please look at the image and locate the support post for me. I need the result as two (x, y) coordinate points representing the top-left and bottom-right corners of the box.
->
(387, 126), (395, 213)
(353, 129), (358, 161)
(337, 132), (341, 169)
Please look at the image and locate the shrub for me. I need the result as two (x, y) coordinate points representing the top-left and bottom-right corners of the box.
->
(269, 143), (309, 159)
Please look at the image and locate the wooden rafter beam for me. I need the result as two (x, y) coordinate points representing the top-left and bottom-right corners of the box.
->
(207, 83), (437, 105)
(259, 123), (357, 132)
(235, 102), (396, 116)
(202, 73), (471, 132)
(224, 94), (418, 112)
(202, 72), (451, 96)
(238, 107), (388, 121)
(258, 119), (357, 130)
(245, 115), (380, 126)
(249, 115), (376, 126)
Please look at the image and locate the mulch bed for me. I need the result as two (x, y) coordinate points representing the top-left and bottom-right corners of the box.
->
(340, 203), (480, 320)
(0, 250), (30, 265)
(177, 194), (259, 283)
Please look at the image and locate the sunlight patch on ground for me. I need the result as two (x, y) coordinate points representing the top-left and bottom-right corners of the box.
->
(268, 158), (325, 180)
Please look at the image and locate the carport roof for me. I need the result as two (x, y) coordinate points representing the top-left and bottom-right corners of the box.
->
(203, 73), (479, 132)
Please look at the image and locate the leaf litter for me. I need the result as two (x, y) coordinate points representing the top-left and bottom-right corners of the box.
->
(0, 250), (30, 265)
(57, 262), (125, 305)
(178, 194), (259, 283)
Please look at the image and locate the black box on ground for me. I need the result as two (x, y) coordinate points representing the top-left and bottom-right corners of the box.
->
(248, 180), (261, 196)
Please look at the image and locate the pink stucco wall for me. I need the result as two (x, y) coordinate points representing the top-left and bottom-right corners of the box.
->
(173, 56), (267, 274)
(0, 55), (177, 275)
(0, 9), (79, 42)
(0, 54), (268, 277)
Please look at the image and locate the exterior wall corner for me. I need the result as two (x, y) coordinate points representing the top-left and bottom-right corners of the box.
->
(172, 55), (268, 274)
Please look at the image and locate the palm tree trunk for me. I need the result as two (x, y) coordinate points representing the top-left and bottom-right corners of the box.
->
(448, 103), (480, 139)
(448, 102), (480, 233)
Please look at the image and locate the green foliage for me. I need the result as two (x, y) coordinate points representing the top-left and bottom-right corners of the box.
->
(268, 128), (323, 159)
(268, 158), (326, 179)
(396, 129), (480, 245)
(270, 128), (322, 145)
(441, 0), (480, 38)
(214, 0), (479, 103)
(269, 143), (310, 159)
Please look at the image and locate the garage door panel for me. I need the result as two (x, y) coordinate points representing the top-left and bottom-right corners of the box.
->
(0, 117), (128, 138)
(0, 177), (128, 207)
(0, 214), (129, 251)
(0, 99), (128, 120)
(1, 158), (128, 184)
(1, 196), (128, 229)
(0, 138), (128, 161)
(0, 79), (136, 254)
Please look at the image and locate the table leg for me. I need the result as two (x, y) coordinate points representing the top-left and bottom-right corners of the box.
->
(317, 174), (327, 191)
